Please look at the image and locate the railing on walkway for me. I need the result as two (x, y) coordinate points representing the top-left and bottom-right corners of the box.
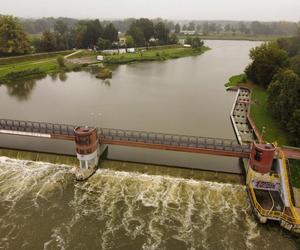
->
(0, 119), (251, 157)
(0, 119), (76, 137)
(248, 184), (299, 225)
(98, 127), (251, 154)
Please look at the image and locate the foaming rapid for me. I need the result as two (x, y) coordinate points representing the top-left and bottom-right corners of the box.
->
(0, 157), (296, 250)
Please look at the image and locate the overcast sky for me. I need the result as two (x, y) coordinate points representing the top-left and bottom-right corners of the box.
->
(1, 0), (299, 21)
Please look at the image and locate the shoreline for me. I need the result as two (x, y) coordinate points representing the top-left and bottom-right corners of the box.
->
(0, 46), (210, 83)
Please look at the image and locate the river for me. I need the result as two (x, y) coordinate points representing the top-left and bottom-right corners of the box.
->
(0, 40), (296, 249)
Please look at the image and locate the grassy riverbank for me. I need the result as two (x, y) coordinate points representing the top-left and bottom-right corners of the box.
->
(0, 46), (209, 82)
(103, 46), (210, 64)
(0, 50), (73, 83)
(290, 159), (300, 188)
(226, 74), (288, 145)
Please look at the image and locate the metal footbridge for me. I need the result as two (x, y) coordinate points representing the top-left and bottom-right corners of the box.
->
(0, 119), (251, 158)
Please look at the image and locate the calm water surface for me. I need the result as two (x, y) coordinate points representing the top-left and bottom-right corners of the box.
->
(1, 40), (261, 173)
(0, 40), (296, 249)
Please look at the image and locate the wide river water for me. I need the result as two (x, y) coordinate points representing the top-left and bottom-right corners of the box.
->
(0, 41), (297, 249)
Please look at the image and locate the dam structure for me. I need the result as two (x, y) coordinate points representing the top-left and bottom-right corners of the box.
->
(1, 88), (300, 233)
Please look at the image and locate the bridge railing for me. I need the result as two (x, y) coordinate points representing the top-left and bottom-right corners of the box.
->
(98, 128), (251, 153)
(0, 119), (251, 154)
(0, 119), (76, 137)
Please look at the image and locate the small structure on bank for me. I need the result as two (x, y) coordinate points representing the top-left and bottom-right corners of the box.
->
(74, 126), (100, 181)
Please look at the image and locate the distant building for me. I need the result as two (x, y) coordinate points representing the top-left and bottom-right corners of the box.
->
(149, 37), (158, 43)
(119, 37), (127, 46)
(127, 48), (135, 53)
(96, 55), (104, 61)
(102, 50), (115, 55)
(178, 38), (185, 45)
(119, 48), (127, 54)
(181, 30), (196, 35)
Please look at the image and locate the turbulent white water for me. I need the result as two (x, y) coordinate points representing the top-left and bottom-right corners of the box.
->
(0, 157), (296, 250)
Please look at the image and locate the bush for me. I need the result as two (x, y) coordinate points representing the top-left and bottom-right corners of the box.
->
(57, 56), (65, 67)
(96, 68), (112, 79)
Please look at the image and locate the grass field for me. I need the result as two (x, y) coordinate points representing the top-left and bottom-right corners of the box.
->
(104, 47), (210, 64)
(226, 74), (289, 145)
(250, 84), (288, 145)
(0, 51), (73, 82)
(225, 74), (246, 87)
(0, 46), (209, 82)
(290, 159), (300, 188)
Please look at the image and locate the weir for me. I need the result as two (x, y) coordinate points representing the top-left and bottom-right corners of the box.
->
(0, 87), (254, 180)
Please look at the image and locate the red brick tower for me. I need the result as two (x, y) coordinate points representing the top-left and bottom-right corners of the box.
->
(249, 142), (276, 174)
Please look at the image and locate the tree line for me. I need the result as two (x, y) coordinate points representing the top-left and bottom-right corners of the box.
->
(245, 29), (300, 145)
(0, 15), (184, 55)
(19, 16), (299, 37)
(173, 21), (299, 36)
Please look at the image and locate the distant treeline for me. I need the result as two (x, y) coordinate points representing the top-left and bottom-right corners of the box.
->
(18, 17), (299, 36)
(19, 17), (175, 35)
(0, 15), (186, 55)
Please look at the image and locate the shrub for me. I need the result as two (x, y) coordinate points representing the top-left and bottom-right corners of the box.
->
(57, 56), (65, 67)
(96, 68), (112, 79)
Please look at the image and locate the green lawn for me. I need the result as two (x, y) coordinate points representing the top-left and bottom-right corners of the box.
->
(104, 47), (210, 64)
(0, 51), (73, 82)
(250, 84), (288, 145)
(290, 159), (300, 188)
(225, 74), (246, 87)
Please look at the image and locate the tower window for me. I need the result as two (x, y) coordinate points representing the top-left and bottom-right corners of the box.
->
(254, 149), (262, 162)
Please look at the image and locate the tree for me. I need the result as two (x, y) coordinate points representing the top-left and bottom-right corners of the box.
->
(202, 22), (210, 35)
(288, 109), (300, 146)
(154, 22), (169, 44)
(196, 24), (202, 33)
(40, 30), (57, 51)
(175, 23), (181, 34)
(290, 54), (300, 76)
(185, 36), (193, 45)
(97, 38), (111, 50)
(125, 35), (134, 47)
(192, 37), (204, 49)
(135, 18), (154, 42)
(245, 42), (288, 87)
(53, 20), (70, 50)
(224, 24), (231, 32)
(103, 23), (118, 43)
(188, 22), (195, 31)
(268, 69), (300, 124)
(79, 19), (103, 48)
(238, 22), (247, 33)
(127, 26), (145, 47)
(169, 33), (178, 44)
(57, 55), (65, 67)
(54, 20), (68, 35)
(0, 15), (30, 55)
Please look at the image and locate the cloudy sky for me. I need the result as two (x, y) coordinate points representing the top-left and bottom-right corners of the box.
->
(1, 0), (299, 21)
